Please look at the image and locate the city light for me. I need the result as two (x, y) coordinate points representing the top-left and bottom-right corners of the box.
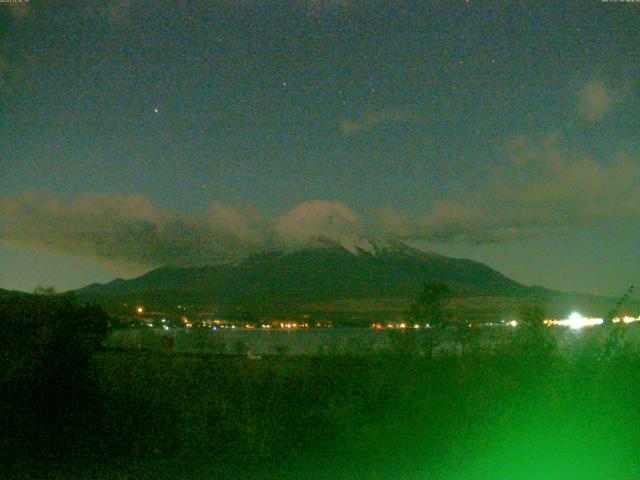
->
(613, 315), (640, 324)
(554, 312), (603, 330)
(136, 306), (144, 314)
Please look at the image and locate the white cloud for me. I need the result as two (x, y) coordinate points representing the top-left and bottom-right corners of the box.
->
(0, 195), (368, 267)
(339, 120), (368, 134)
(378, 134), (640, 243)
(2, 136), (639, 268)
(576, 80), (611, 122)
(340, 107), (413, 133)
(0, 193), (267, 267)
(206, 202), (263, 242)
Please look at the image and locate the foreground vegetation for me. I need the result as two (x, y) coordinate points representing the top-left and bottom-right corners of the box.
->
(2, 293), (640, 479)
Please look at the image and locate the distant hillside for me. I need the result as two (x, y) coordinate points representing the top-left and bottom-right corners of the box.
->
(75, 237), (634, 321)
(78, 239), (529, 301)
(0, 288), (31, 300)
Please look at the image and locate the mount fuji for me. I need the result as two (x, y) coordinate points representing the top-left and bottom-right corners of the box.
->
(75, 201), (618, 320)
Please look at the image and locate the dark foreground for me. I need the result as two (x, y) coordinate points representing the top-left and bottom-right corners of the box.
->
(3, 340), (640, 479)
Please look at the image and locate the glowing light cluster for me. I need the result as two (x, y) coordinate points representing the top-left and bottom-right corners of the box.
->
(550, 312), (603, 330)
(612, 315), (640, 324)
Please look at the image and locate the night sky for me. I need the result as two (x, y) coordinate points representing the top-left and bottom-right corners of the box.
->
(1, 1), (638, 296)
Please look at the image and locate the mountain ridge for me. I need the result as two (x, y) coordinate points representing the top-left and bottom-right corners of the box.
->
(74, 237), (634, 321)
(78, 239), (532, 303)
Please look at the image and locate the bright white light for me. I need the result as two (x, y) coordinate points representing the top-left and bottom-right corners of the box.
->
(163, 325), (169, 331)
(507, 320), (518, 327)
(557, 312), (603, 330)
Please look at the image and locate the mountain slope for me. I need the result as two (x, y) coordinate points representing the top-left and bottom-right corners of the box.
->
(76, 237), (637, 321)
(78, 239), (531, 305)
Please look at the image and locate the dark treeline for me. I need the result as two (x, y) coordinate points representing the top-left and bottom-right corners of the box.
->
(0, 292), (110, 473)
(2, 292), (640, 479)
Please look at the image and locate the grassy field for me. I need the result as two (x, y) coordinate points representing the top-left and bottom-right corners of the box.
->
(4, 334), (640, 479)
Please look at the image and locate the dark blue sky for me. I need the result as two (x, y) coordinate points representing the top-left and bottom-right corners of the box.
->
(1, 1), (639, 296)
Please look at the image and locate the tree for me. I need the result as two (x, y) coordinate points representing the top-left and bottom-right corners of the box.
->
(601, 285), (635, 360)
(406, 282), (451, 357)
(33, 285), (57, 296)
(513, 303), (555, 357)
(410, 282), (450, 328)
(518, 304), (545, 330)
(0, 292), (112, 453)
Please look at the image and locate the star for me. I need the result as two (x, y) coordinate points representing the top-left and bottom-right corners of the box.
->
(154, 108), (160, 114)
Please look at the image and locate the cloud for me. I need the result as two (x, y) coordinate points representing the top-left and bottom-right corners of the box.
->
(2, 138), (639, 269)
(340, 107), (414, 133)
(0, 195), (373, 267)
(338, 120), (368, 134)
(206, 202), (265, 242)
(0, 193), (270, 268)
(576, 80), (611, 122)
(378, 134), (640, 243)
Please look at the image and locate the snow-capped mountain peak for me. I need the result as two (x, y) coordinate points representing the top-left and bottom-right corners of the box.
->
(275, 200), (362, 246)
(271, 200), (421, 256)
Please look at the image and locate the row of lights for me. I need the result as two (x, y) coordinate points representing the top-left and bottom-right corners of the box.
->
(136, 306), (639, 332)
(371, 323), (431, 329)
(543, 312), (639, 330)
(612, 315), (640, 325)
